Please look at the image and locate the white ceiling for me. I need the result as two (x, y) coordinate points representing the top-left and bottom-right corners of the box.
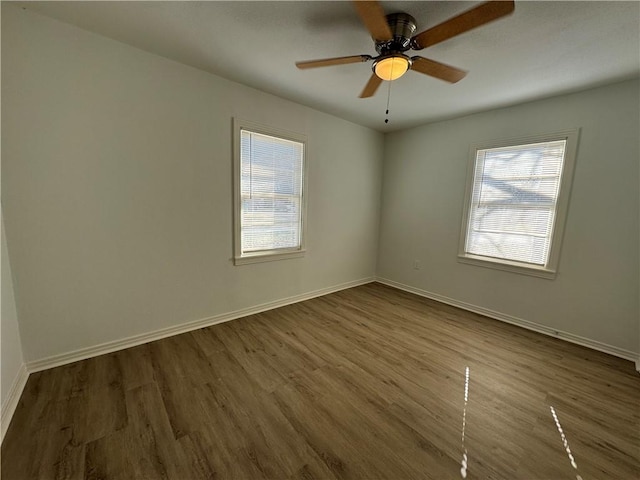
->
(15, 1), (640, 132)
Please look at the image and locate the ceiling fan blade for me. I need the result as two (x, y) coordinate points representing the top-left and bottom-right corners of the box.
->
(353, 1), (393, 41)
(359, 73), (383, 98)
(412, 0), (515, 50)
(410, 56), (467, 83)
(296, 55), (372, 69)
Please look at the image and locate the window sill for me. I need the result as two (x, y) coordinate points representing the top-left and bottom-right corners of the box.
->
(234, 249), (306, 266)
(457, 254), (557, 279)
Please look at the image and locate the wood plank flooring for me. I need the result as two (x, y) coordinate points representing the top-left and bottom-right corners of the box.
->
(2, 282), (639, 479)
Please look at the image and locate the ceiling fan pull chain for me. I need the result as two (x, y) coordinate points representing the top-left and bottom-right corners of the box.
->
(385, 62), (394, 124)
(385, 75), (393, 124)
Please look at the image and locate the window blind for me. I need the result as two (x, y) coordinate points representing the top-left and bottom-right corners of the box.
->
(465, 140), (567, 266)
(240, 130), (304, 253)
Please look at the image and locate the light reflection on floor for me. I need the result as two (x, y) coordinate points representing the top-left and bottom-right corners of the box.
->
(456, 370), (587, 479)
(549, 405), (584, 480)
(460, 366), (470, 479)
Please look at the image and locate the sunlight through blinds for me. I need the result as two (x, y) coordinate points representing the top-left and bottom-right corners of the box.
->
(240, 130), (304, 253)
(465, 140), (567, 266)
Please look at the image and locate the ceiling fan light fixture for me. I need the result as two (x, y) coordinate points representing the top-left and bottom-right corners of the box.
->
(374, 55), (410, 81)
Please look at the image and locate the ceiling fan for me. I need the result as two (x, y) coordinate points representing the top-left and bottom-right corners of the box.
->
(296, 0), (515, 98)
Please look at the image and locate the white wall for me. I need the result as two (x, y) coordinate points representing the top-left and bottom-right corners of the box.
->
(1, 208), (26, 418)
(378, 79), (640, 357)
(1, 6), (383, 363)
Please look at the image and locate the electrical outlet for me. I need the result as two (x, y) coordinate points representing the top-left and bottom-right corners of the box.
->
(413, 260), (421, 270)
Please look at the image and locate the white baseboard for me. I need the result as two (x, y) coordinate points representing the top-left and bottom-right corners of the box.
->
(27, 277), (376, 373)
(1, 363), (29, 443)
(376, 277), (639, 363)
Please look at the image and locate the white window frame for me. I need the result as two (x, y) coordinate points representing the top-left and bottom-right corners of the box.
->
(233, 118), (308, 266)
(458, 129), (579, 279)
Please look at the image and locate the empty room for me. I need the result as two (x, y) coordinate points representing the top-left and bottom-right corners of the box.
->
(1, 1), (639, 479)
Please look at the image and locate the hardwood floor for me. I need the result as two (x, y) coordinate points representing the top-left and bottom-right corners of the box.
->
(2, 282), (639, 479)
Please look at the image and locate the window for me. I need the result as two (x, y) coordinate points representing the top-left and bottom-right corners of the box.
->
(233, 119), (307, 265)
(458, 130), (579, 278)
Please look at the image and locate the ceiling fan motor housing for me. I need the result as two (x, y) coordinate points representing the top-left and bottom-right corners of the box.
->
(375, 13), (417, 55)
